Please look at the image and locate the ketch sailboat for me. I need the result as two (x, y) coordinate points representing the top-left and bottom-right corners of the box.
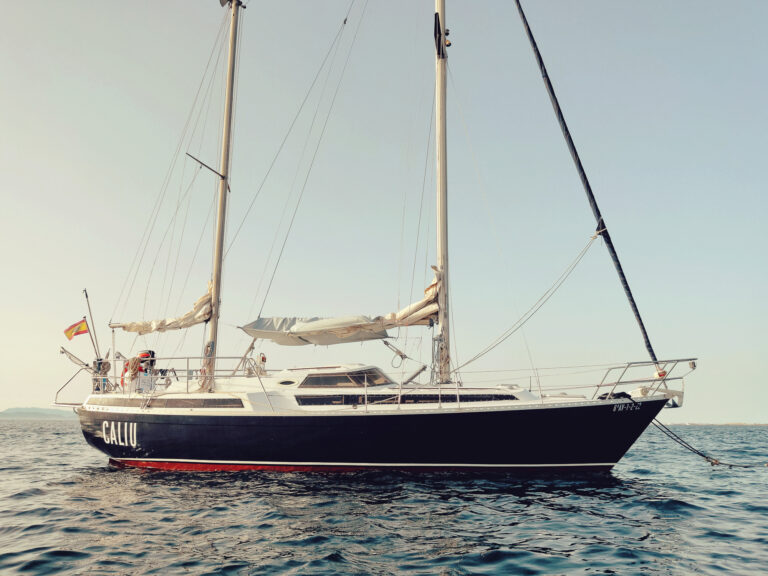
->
(59, 0), (696, 472)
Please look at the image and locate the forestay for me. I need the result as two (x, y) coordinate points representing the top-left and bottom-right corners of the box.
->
(241, 279), (439, 346)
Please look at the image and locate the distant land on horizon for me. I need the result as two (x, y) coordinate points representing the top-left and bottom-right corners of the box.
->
(0, 407), (77, 420)
(667, 422), (768, 426)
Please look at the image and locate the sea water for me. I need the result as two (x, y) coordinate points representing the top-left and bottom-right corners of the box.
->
(0, 420), (766, 575)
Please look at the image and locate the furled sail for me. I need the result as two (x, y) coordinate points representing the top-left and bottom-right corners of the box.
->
(109, 288), (212, 335)
(241, 279), (439, 346)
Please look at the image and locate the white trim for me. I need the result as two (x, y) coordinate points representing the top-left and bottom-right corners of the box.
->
(113, 457), (615, 468)
(84, 394), (665, 418)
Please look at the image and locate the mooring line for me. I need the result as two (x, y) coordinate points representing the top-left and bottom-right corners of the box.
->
(652, 419), (767, 469)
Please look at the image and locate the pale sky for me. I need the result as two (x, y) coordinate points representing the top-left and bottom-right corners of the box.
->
(0, 0), (765, 423)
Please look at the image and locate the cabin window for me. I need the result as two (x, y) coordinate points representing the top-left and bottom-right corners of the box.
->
(298, 369), (393, 388)
(298, 374), (355, 388)
(296, 395), (347, 406)
(348, 369), (392, 386)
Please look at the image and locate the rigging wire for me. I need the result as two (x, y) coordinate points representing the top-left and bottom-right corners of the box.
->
(460, 362), (621, 373)
(398, 91), (434, 359)
(448, 284), (461, 385)
(418, 219), (432, 367)
(144, 10), (231, 356)
(446, 61), (544, 386)
(112, 11), (230, 322)
(173, 194), (217, 315)
(455, 232), (599, 372)
(160, 67), (221, 351)
(396, 6), (436, 336)
(154, 163), (196, 322)
(224, 1), (357, 257)
(153, 15), (229, 351)
(190, 36), (226, 168)
(157, 181), (181, 319)
(255, 0), (370, 322)
(409, 93), (435, 319)
(396, 160), (409, 329)
(140, 167), (205, 320)
(152, 168), (203, 353)
(160, 169), (195, 321)
(237, 4), (355, 335)
(170, 326), (190, 359)
(156, 29), (230, 335)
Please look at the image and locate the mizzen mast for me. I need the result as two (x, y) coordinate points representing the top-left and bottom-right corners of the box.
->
(204, 0), (242, 389)
(434, 0), (451, 385)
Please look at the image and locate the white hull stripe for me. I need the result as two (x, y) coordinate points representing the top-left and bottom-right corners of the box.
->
(113, 457), (615, 468)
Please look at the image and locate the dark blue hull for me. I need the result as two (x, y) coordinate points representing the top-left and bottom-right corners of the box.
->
(77, 398), (667, 472)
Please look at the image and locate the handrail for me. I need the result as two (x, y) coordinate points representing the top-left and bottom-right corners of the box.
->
(54, 367), (87, 406)
(591, 358), (696, 399)
(58, 354), (696, 411)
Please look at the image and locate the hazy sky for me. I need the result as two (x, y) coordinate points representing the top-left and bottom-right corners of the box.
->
(0, 0), (765, 423)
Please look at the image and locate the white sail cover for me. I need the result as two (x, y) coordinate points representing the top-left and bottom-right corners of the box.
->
(241, 279), (439, 346)
(110, 289), (212, 336)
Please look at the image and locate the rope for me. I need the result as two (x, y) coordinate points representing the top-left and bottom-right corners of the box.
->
(455, 233), (598, 372)
(651, 419), (767, 469)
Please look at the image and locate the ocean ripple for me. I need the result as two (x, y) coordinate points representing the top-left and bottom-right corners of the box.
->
(0, 421), (767, 575)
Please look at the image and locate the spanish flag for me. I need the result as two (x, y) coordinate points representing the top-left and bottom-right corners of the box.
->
(64, 319), (89, 341)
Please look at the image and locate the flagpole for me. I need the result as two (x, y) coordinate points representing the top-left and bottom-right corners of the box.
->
(83, 289), (101, 358)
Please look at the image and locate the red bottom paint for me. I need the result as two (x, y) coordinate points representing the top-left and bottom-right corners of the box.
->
(109, 459), (613, 473)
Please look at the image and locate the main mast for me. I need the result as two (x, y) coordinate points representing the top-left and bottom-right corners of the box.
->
(434, 0), (450, 384)
(204, 0), (241, 389)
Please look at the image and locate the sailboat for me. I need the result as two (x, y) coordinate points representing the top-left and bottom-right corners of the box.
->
(58, 0), (696, 472)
